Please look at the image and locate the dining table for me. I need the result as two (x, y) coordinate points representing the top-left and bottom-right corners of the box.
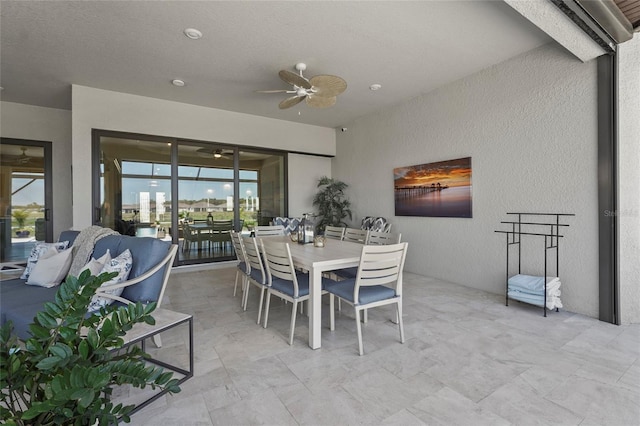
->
(258, 235), (364, 349)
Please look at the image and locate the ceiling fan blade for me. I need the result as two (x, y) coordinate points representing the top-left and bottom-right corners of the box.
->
(279, 95), (305, 109)
(255, 89), (294, 94)
(306, 95), (336, 108)
(309, 75), (347, 97)
(279, 70), (312, 90)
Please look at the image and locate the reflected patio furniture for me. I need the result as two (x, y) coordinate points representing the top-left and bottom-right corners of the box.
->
(209, 220), (233, 252)
(182, 223), (211, 252)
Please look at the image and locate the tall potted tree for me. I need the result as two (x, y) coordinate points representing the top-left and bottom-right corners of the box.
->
(312, 176), (353, 233)
(0, 271), (181, 425)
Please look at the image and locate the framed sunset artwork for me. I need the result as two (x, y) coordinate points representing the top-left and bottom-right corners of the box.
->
(394, 157), (472, 218)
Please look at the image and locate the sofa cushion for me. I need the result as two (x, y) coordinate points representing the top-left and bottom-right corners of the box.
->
(58, 230), (80, 246)
(20, 241), (70, 280)
(0, 278), (59, 339)
(26, 247), (73, 288)
(88, 249), (132, 312)
(94, 235), (171, 303)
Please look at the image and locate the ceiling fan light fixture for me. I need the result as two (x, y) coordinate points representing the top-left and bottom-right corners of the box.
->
(214, 150), (223, 158)
(172, 79), (185, 87)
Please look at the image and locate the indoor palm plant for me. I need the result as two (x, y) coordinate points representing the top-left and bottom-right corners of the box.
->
(0, 271), (181, 425)
(312, 176), (353, 233)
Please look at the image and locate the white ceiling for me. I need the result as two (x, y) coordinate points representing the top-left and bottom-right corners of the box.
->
(0, 1), (551, 129)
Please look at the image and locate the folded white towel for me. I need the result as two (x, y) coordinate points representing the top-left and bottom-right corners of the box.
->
(508, 274), (561, 294)
(508, 290), (563, 310)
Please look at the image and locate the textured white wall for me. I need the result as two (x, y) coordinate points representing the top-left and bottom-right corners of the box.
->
(71, 85), (336, 229)
(618, 36), (640, 324)
(333, 43), (600, 318)
(0, 102), (73, 238)
(287, 153), (332, 218)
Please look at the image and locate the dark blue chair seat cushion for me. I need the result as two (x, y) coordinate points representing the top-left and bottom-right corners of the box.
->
(270, 273), (338, 298)
(237, 261), (246, 272)
(325, 278), (396, 305)
(334, 267), (358, 279)
(249, 268), (266, 285)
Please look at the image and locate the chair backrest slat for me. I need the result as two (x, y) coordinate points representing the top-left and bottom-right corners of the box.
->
(343, 228), (369, 244)
(353, 243), (408, 302)
(324, 226), (345, 240)
(367, 231), (401, 245)
(261, 240), (301, 298)
(255, 225), (285, 236)
(230, 231), (248, 269)
(242, 236), (266, 283)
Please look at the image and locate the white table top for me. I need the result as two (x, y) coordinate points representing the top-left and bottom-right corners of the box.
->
(260, 235), (364, 271)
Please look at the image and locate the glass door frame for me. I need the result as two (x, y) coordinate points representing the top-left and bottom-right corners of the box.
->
(0, 137), (54, 244)
(92, 129), (289, 266)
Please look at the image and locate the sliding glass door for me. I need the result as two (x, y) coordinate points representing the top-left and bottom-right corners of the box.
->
(94, 131), (286, 266)
(0, 139), (53, 262)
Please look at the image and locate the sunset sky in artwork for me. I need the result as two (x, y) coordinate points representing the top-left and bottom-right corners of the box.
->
(394, 157), (472, 188)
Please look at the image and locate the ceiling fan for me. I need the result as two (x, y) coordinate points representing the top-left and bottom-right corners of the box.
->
(257, 63), (347, 109)
(13, 147), (31, 164)
(196, 147), (233, 159)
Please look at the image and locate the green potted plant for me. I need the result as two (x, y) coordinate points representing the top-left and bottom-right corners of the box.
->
(12, 210), (30, 237)
(0, 271), (181, 425)
(312, 176), (353, 233)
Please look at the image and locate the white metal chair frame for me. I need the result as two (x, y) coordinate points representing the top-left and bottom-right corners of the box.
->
(324, 226), (345, 240)
(366, 231), (402, 245)
(343, 228), (369, 244)
(241, 236), (268, 324)
(230, 231), (249, 300)
(327, 242), (408, 355)
(254, 225), (285, 237)
(261, 240), (311, 345)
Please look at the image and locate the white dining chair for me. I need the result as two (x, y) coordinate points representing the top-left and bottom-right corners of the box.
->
(230, 231), (249, 300)
(367, 231), (402, 245)
(254, 225), (285, 237)
(343, 228), (369, 244)
(324, 225), (345, 240)
(261, 239), (336, 345)
(241, 236), (268, 324)
(326, 242), (408, 355)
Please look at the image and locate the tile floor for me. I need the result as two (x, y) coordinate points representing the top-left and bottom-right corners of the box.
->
(124, 266), (640, 425)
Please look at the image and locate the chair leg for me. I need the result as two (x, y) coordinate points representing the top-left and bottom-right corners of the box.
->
(329, 294), (335, 331)
(257, 287), (266, 325)
(152, 334), (162, 348)
(355, 307), (364, 356)
(242, 283), (250, 310)
(289, 300), (298, 345)
(263, 291), (272, 328)
(363, 308), (368, 323)
(233, 270), (240, 296)
(397, 302), (405, 344)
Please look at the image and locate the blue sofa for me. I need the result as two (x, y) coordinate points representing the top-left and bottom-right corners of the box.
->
(0, 230), (178, 340)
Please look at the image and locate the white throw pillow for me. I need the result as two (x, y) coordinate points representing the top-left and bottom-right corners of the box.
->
(88, 249), (133, 312)
(79, 250), (112, 276)
(26, 248), (73, 288)
(21, 241), (70, 280)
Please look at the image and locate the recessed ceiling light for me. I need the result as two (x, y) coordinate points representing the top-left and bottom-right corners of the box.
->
(172, 79), (185, 87)
(183, 28), (202, 40)
(370, 84), (382, 91)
